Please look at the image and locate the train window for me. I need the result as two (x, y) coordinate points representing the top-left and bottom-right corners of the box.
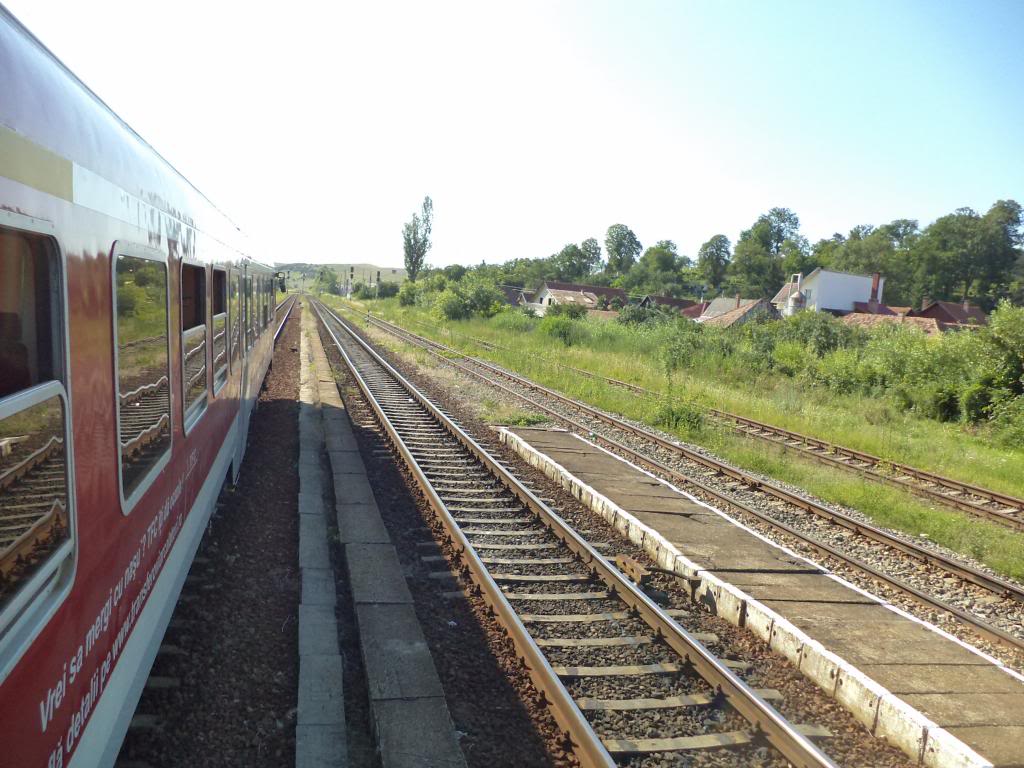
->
(261, 277), (268, 329)
(212, 269), (228, 392)
(181, 263), (208, 428)
(231, 272), (241, 364)
(245, 276), (254, 350)
(114, 247), (171, 511)
(0, 222), (75, 666)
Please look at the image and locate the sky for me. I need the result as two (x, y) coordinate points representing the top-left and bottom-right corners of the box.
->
(6, 0), (1023, 269)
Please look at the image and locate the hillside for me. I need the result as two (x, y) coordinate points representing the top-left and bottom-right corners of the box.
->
(277, 262), (407, 288)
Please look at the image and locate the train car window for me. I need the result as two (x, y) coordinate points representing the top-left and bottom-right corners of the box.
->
(0, 223), (75, 664)
(260, 277), (268, 329)
(211, 269), (228, 392)
(231, 272), (241, 364)
(245, 276), (254, 350)
(181, 263), (208, 428)
(114, 248), (171, 510)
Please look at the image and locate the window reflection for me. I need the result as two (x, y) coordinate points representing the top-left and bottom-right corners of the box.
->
(181, 263), (208, 421)
(115, 254), (171, 500)
(0, 395), (69, 611)
(212, 270), (227, 391)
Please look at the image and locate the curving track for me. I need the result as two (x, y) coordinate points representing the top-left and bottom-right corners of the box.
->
(314, 299), (841, 768)
(328, 303), (1024, 656)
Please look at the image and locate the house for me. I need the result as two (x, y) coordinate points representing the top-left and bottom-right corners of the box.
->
(911, 299), (987, 326)
(680, 301), (709, 319)
(841, 313), (948, 337)
(851, 302), (911, 316)
(701, 296), (761, 320)
(772, 269), (885, 316)
(700, 298), (775, 328)
(532, 281), (628, 311)
(499, 285), (524, 306)
(638, 295), (696, 313)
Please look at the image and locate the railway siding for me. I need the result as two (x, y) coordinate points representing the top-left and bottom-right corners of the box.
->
(499, 426), (1024, 768)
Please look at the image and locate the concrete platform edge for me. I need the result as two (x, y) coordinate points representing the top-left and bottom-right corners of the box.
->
(498, 427), (1000, 768)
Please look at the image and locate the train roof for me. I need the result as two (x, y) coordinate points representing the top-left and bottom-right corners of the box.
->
(0, 5), (255, 260)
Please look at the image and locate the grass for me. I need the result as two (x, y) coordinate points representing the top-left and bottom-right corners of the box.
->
(321, 294), (1024, 579)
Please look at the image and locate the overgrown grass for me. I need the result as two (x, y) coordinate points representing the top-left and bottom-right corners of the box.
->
(322, 295), (1024, 579)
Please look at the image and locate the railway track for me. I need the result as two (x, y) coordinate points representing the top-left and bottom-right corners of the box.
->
(313, 299), (840, 768)
(329, 303), (1024, 655)
(274, 294), (297, 341)
(394, 311), (1024, 532)
(0, 438), (67, 564)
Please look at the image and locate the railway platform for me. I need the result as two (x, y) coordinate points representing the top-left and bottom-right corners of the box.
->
(297, 304), (466, 768)
(500, 426), (1024, 768)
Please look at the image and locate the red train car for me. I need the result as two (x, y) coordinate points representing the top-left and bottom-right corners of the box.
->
(0, 9), (279, 766)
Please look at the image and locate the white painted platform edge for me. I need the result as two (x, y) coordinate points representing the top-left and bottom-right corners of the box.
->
(498, 427), (996, 768)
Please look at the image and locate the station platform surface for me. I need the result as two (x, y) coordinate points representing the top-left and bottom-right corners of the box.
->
(298, 304), (466, 768)
(501, 426), (1024, 768)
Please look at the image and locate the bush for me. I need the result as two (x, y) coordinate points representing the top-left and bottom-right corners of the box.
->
(654, 399), (705, 434)
(435, 288), (471, 321)
(960, 378), (995, 423)
(990, 396), (1024, 447)
(538, 315), (586, 346)
(776, 310), (855, 356)
(492, 310), (536, 334)
(352, 281), (374, 300)
(616, 304), (669, 325)
(462, 278), (504, 318)
(377, 282), (399, 298)
(771, 340), (811, 376)
(808, 347), (862, 393)
(546, 302), (588, 320)
(398, 281), (419, 306)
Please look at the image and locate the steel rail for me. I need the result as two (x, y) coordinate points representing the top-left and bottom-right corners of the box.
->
(366, 307), (1024, 530)
(326, 304), (1024, 652)
(274, 295), (297, 342)
(314, 300), (839, 768)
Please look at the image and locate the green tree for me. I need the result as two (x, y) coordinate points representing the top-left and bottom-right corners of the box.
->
(554, 243), (591, 281)
(316, 266), (339, 295)
(697, 234), (731, 291)
(580, 238), (603, 273)
(604, 224), (642, 276)
(402, 196), (433, 281)
(728, 208), (803, 297)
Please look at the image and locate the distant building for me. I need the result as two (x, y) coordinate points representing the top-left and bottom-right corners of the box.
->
(700, 296), (761, 321)
(638, 295), (696, 313)
(498, 285), (524, 306)
(841, 313), (948, 337)
(532, 281), (628, 312)
(772, 269), (885, 316)
(700, 298), (776, 328)
(680, 301), (710, 319)
(912, 299), (987, 326)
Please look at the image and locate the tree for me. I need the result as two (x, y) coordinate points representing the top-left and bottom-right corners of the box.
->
(402, 196), (433, 281)
(580, 238), (603, 273)
(554, 243), (591, 281)
(728, 208), (805, 297)
(697, 235), (731, 291)
(604, 224), (642, 276)
(315, 266), (339, 295)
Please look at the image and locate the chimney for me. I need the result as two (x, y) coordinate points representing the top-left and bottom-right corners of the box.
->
(962, 297), (970, 311)
(735, 293), (741, 308)
(868, 272), (880, 313)
(921, 296), (931, 312)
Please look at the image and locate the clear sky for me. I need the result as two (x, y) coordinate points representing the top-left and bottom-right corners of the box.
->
(6, 0), (1022, 268)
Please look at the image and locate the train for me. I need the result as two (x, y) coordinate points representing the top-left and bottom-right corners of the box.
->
(0, 8), (280, 767)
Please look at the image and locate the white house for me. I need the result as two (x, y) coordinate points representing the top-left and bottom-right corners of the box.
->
(772, 269), (884, 317)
